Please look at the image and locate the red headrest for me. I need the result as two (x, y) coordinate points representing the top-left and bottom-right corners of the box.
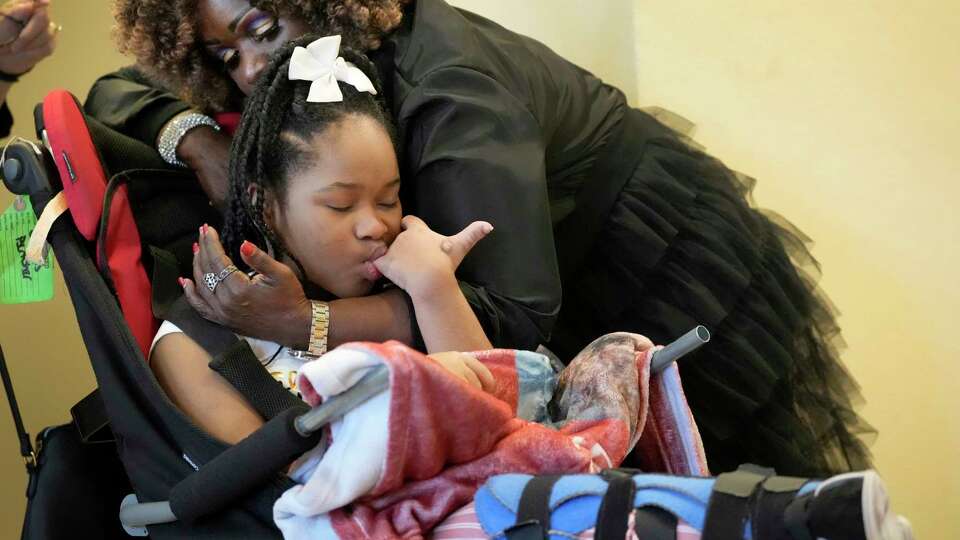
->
(41, 90), (109, 241)
(40, 89), (158, 358)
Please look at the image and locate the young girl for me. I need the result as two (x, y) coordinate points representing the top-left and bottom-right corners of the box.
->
(150, 36), (495, 445)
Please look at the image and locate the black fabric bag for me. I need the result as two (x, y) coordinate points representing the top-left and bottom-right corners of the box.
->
(1, 344), (133, 539)
(20, 424), (132, 539)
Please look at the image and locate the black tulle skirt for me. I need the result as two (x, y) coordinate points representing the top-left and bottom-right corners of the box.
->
(548, 113), (874, 477)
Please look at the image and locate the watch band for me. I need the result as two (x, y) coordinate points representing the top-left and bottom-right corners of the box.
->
(306, 300), (330, 357)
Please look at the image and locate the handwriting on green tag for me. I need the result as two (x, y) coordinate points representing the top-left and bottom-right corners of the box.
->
(0, 196), (54, 304)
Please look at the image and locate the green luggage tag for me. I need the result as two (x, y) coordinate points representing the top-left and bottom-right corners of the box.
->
(0, 196), (54, 304)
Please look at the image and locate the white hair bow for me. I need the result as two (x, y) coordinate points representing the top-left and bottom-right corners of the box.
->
(288, 35), (378, 103)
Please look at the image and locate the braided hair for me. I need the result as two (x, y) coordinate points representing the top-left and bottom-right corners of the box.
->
(221, 34), (396, 271)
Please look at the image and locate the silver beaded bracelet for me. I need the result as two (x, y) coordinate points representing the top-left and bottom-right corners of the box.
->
(157, 112), (221, 168)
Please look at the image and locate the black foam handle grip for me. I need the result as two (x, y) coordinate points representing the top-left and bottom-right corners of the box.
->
(168, 404), (322, 524)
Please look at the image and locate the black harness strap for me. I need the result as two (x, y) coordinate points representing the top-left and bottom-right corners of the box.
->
(209, 340), (302, 420)
(701, 465), (774, 540)
(163, 296), (300, 420)
(596, 469), (637, 540)
(163, 296), (238, 356)
(634, 506), (678, 540)
(783, 493), (815, 540)
(146, 245), (181, 321)
(505, 475), (562, 540)
(752, 476), (810, 540)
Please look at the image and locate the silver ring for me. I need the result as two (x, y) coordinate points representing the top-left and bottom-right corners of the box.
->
(203, 265), (239, 293)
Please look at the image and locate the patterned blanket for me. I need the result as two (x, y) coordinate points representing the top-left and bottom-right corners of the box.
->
(273, 333), (708, 539)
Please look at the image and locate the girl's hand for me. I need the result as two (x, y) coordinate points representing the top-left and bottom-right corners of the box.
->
(373, 216), (493, 300)
(428, 351), (495, 392)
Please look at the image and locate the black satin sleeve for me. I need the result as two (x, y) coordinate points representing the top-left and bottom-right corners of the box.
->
(83, 66), (191, 146)
(397, 66), (561, 350)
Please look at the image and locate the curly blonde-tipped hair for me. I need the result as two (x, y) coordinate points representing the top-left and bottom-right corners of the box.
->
(112, 0), (409, 111)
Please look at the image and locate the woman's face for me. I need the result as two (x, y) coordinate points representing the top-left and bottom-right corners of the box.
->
(198, 0), (310, 95)
(265, 114), (402, 299)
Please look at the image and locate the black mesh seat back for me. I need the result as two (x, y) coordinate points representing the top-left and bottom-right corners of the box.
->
(84, 115), (167, 173)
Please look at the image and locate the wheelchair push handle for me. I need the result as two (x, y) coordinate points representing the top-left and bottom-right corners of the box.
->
(120, 365), (391, 529)
(651, 325), (711, 373)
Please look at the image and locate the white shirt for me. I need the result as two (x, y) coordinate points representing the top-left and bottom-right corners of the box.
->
(150, 319), (308, 396)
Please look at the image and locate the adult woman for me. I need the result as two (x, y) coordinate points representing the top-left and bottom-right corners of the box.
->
(87, 0), (870, 476)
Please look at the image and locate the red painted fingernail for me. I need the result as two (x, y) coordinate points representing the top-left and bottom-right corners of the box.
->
(192, 242), (199, 254)
(177, 277), (186, 288)
(202, 223), (209, 235)
(240, 241), (255, 257)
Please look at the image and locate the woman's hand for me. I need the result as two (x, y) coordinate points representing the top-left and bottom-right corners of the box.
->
(428, 351), (495, 392)
(180, 225), (313, 348)
(373, 216), (493, 301)
(0, 0), (59, 76)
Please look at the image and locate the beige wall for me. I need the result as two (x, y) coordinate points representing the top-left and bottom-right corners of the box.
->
(634, 1), (959, 538)
(0, 0), (954, 538)
(450, 0), (638, 104)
